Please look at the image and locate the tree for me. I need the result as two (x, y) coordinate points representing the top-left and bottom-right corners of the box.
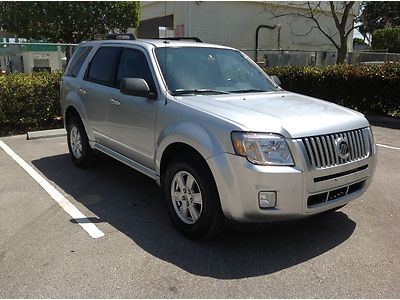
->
(372, 27), (400, 53)
(271, 2), (360, 64)
(360, 1), (400, 34)
(0, 1), (140, 44)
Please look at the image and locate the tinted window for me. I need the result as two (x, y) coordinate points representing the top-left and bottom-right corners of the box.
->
(86, 47), (120, 86)
(116, 49), (155, 90)
(66, 46), (92, 77)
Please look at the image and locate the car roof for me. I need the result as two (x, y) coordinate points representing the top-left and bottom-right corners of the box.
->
(78, 38), (234, 50)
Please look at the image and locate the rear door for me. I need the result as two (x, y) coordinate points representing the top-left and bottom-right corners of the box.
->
(80, 46), (121, 146)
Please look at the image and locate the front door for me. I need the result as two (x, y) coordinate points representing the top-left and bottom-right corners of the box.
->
(107, 48), (158, 168)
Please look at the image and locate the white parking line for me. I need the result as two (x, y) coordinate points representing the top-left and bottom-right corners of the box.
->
(377, 143), (400, 151)
(0, 140), (105, 239)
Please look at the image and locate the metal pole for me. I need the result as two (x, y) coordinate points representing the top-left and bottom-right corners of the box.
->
(255, 24), (276, 61)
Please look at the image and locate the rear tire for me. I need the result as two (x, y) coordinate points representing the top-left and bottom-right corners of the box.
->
(67, 115), (95, 168)
(163, 154), (225, 239)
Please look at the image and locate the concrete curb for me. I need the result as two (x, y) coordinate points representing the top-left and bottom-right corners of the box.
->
(366, 115), (400, 130)
(26, 128), (66, 140)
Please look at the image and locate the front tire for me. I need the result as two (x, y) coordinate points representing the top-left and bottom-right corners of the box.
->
(67, 115), (94, 168)
(163, 154), (225, 239)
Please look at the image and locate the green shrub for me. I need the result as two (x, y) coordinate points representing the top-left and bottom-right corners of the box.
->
(372, 27), (400, 53)
(0, 71), (62, 126)
(265, 64), (400, 117)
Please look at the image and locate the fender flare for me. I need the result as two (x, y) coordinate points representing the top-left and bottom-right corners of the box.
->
(155, 122), (226, 176)
(63, 93), (94, 141)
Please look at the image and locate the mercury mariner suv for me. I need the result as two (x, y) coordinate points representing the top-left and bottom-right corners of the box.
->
(60, 36), (377, 239)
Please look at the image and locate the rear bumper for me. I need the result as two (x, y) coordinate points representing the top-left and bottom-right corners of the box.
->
(207, 150), (377, 223)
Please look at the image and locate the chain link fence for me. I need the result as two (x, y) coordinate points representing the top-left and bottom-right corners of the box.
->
(241, 49), (336, 67)
(0, 42), (77, 74)
(241, 48), (400, 67)
(348, 51), (400, 65)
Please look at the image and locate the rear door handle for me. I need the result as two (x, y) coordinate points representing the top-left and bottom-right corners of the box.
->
(109, 98), (121, 106)
(79, 88), (87, 95)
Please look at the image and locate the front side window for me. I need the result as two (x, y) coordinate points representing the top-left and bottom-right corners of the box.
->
(116, 49), (155, 91)
(155, 47), (277, 95)
(86, 47), (120, 86)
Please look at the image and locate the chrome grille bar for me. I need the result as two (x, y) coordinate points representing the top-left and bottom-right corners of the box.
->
(310, 137), (321, 168)
(346, 131), (355, 161)
(358, 129), (366, 156)
(362, 129), (370, 155)
(351, 131), (359, 159)
(315, 137), (326, 167)
(320, 136), (331, 167)
(355, 130), (362, 158)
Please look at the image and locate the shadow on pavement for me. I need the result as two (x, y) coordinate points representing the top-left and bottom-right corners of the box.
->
(32, 154), (356, 279)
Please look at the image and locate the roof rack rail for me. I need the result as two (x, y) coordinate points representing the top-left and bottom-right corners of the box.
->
(105, 33), (137, 40)
(155, 37), (203, 43)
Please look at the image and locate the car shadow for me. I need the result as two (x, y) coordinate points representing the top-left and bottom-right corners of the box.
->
(32, 154), (356, 279)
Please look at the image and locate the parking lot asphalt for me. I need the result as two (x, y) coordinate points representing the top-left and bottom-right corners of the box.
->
(0, 125), (399, 298)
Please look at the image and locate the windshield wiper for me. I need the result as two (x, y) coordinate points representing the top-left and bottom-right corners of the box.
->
(228, 89), (267, 93)
(171, 89), (230, 96)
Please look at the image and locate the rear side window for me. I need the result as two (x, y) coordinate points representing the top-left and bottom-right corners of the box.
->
(65, 46), (92, 77)
(85, 47), (121, 86)
(116, 49), (155, 90)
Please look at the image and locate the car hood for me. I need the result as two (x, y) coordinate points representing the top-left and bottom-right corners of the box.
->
(176, 91), (369, 138)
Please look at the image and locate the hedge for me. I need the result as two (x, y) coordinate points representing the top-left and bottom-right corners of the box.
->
(0, 71), (62, 126)
(265, 64), (400, 117)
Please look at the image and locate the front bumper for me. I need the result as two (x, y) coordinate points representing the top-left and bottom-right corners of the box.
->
(206, 149), (377, 223)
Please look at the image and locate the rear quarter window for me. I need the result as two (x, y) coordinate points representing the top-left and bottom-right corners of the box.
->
(65, 46), (92, 77)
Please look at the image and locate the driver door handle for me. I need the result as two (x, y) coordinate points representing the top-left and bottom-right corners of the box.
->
(109, 98), (121, 106)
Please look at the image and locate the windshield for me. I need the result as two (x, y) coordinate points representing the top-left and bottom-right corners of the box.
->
(155, 47), (277, 95)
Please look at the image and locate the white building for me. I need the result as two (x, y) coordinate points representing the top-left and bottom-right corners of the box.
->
(0, 42), (66, 73)
(137, 1), (359, 65)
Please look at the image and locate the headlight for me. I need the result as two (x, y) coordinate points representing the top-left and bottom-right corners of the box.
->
(231, 132), (294, 166)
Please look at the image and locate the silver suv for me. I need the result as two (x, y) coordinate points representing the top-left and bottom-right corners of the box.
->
(60, 37), (377, 239)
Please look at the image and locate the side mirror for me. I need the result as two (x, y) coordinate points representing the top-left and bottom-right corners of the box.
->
(120, 78), (157, 99)
(271, 75), (281, 86)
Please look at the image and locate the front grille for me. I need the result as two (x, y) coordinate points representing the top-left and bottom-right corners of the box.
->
(307, 180), (366, 207)
(301, 127), (372, 169)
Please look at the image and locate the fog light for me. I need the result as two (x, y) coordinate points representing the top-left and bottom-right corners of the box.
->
(259, 191), (277, 208)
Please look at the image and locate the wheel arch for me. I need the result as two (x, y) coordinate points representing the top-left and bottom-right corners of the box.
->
(156, 122), (227, 184)
(159, 142), (208, 186)
(64, 104), (94, 143)
(64, 106), (81, 127)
